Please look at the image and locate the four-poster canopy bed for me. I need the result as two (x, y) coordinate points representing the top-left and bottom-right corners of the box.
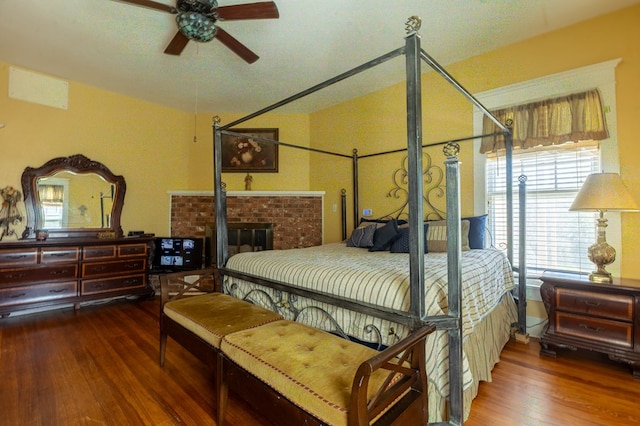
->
(212, 18), (525, 425)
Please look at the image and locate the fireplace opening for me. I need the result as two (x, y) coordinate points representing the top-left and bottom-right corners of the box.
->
(205, 222), (273, 266)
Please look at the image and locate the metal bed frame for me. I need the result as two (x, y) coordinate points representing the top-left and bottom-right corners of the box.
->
(212, 19), (524, 426)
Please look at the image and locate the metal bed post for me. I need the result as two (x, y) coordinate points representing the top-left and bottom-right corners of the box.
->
(517, 175), (529, 340)
(505, 125), (514, 267)
(213, 118), (229, 269)
(340, 189), (347, 241)
(404, 30), (426, 326)
(352, 149), (359, 231)
(444, 143), (463, 426)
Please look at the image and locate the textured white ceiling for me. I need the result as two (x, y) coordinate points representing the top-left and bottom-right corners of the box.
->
(0, 0), (637, 113)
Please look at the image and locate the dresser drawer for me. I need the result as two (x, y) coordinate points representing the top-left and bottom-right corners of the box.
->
(0, 281), (77, 306)
(556, 312), (633, 348)
(0, 265), (79, 285)
(81, 259), (146, 277)
(41, 247), (80, 264)
(0, 248), (38, 267)
(556, 287), (633, 321)
(83, 245), (117, 260)
(81, 274), (146, 295)
(118, 243), (147, 257)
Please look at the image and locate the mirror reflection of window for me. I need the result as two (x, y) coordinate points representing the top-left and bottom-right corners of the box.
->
(38, 181), (68, 229)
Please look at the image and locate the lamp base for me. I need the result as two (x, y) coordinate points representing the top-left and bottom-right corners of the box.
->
(588, 271), (613, 284)
(587, 212), (616, 284)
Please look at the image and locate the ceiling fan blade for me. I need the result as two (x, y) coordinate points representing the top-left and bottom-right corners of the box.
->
(164, 32), (190, 55)
(215, 28), (259, 64)
(217, 1), (279, 20)
(114, 0), (177, 14)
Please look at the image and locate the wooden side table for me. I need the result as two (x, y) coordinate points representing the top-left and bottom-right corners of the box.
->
(539, 271), (640, 378)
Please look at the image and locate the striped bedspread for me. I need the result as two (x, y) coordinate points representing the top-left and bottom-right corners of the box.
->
(225, 242), (514, 334)
(223, 242), (516, 420)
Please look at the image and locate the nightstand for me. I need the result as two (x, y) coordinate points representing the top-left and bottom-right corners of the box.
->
(539, 271), (640, 378)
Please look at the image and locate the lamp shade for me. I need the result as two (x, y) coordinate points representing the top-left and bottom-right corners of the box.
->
(570, 172), (639, 212)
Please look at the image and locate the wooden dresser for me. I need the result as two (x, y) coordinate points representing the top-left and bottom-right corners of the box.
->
(539, 271), (640, 378)
(0, 237), (153, 317)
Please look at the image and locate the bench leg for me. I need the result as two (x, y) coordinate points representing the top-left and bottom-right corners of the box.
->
(159, 330), (168, 367)
(216, 353), (228, 426)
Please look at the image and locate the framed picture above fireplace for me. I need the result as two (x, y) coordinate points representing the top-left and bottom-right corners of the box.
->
(221, 128), (279, 173)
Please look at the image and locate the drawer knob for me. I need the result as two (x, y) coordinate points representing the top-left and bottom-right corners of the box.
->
(579, 323), (604, 333)
(581, 300), (601, 308)
(49, 288), (67, 294)
(10, 293), (26, 299)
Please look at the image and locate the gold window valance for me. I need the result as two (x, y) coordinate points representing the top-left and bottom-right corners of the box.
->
(480, 89), (609, 154)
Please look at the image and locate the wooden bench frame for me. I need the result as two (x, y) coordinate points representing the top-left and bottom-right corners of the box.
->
(159, 269), (435, 425)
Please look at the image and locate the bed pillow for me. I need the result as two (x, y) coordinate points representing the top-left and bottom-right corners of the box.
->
(390, 223), (429, 254)
(426, 219), (470, 252)
(368, 219), (401, 252)
(346, 222), (377, 248)
(462, 214), (488, 249)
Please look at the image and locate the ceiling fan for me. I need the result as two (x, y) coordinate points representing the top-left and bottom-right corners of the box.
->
(116, 0), (279, 63)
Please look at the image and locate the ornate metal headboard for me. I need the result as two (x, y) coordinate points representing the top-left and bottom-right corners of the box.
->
(382, 152), (446, 221)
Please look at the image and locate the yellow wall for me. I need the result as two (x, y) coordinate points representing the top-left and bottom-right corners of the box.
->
(0, 62), (309, 238)
(2, 5), (639, 282)
(449, 4), (640, 280)
(311, 5), (640, 281)
(188, 112), (310, 192)
(310, 67), (476, 243)
(0, 62), (191, 237)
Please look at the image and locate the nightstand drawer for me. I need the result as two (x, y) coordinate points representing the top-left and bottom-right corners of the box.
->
(556, 312), (633, 348)
(556, 288), (633, 321)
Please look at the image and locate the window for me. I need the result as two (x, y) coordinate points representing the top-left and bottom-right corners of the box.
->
(486, 142), (600, 277)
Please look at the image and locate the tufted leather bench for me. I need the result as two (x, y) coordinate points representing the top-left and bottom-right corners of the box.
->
(158, 269), (434, 425)
(219, 320), (435, 426)
(159, 268), (283, 367)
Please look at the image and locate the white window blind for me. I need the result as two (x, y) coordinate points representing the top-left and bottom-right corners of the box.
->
(486, 142), (600, 277)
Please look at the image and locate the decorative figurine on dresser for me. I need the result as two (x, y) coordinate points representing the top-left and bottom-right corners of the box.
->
(539, 271), (640, 378)
(0, 185), (24, 241)
(0, 154), (153, 318)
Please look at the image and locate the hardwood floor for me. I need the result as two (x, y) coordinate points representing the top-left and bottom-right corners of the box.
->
(1, 297), (638, 425)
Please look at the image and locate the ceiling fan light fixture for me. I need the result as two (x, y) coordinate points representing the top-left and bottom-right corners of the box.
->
(177, 0), (218, 15)
(176, 12), (217, 42)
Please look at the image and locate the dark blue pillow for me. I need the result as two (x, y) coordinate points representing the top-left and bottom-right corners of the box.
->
(390, 223), (429, 253)
(369, 219), (401, 252)
(463, 214), (487, 249)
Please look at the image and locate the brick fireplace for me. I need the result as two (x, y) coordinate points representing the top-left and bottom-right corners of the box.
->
(169, 191), (324, 251)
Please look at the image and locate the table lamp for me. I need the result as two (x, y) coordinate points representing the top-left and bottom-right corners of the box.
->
(570, 172), (639, 283)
